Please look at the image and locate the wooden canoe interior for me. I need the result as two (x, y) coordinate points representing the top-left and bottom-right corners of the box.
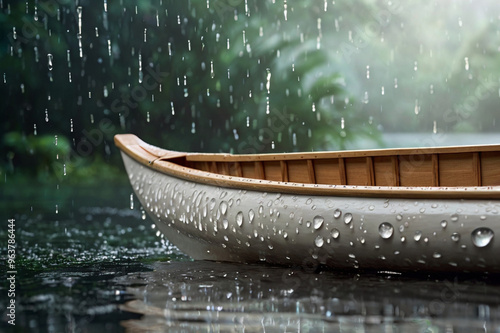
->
(183, 150), (500, 188)
(116, 134), (500, 188)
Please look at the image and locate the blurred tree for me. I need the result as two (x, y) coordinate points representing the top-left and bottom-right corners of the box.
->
(1, 0), (499, 183)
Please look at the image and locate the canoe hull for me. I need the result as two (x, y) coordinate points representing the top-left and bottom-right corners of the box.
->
(122, 152), (500, 272)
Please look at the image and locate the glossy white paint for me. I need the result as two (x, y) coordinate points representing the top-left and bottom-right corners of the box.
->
(122, 152), (500, 272)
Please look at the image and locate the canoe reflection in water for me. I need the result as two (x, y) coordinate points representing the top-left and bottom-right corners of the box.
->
(118, 261), (500, 332)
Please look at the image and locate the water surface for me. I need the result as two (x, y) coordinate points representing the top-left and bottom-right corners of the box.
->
(1, 185), (500, 332)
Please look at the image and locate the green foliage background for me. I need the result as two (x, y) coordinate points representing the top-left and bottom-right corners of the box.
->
(1, 0), (499, 184)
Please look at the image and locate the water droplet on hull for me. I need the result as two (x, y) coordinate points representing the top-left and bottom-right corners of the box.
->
(313, 215), (324, 230)
(378, 222), (394, 239)
(314, 235), (324, 247)
(471, 228), (494, 247)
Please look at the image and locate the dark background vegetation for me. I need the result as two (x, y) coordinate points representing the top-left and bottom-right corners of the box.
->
(1, 0), (499, 184)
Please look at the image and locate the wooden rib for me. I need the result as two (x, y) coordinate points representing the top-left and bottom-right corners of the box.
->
(235, 162), (243, 177)
(366, 156), (375, 186)
(254, 161), (265, 180)
(280, 161), (289, 182)
(339, 158), (347, 185)
(203, 162), (211, 173)
(210, 161), (218, 174)
(392, 156), (400, 186)
(432, 154), (439, 186)
(473, 152), (481, 186)
(221, 162), (230, 175)
(307, 160), (316, 184)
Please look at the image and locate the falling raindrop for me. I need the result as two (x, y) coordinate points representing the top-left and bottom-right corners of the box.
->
(130, 193), (134, 210)
(378, 222), (394, 239)
(77, 6), (83, 57)
(47, 53), (53, 71)
(266, 68), (271, 94)
(138, 52), (143, 83)
(313, 215), (324, 230)
(362, 91), (369, 104)
(471, 227), (494, 248)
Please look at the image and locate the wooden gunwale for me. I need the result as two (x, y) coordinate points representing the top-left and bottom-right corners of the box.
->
(115, 134), (500, 199)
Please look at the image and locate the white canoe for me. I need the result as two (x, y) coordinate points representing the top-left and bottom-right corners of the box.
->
(115, 134), (500, 272)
